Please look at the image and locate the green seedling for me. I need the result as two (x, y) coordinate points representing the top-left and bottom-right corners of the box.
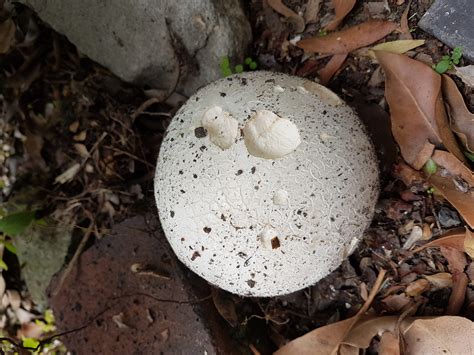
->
(433, 47), (462, 74)
(0, 210), (35, 236)
(318, 29), (328, 36)
(220, 56), (258, 77)
(423, 159), (437, 175)
(465, 151), (474, 163)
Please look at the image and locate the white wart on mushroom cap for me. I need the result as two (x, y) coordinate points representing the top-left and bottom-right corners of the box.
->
(154, 71), (379, 297)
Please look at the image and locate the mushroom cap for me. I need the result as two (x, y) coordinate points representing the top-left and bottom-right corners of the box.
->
(154, 71), (379, 297)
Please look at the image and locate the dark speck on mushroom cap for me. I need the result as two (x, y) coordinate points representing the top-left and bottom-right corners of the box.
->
(154, 71), (379, 297)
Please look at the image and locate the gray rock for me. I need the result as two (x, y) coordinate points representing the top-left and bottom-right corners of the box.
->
(21, 0), (252, 95)
(419, 0), (474, 61)
(15, 223), (71, 309)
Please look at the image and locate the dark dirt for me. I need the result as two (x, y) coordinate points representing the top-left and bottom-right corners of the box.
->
(1, 0), (474, 354)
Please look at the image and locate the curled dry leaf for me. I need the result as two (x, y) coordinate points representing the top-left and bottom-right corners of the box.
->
(297, 20), (397, 54)
(0, 19), (16, 54)
(378, 331), (401, 355)
(464, 229), (474, 258)
(431, 150), (474, 186)
(399, 0), (413, 40)
(414, 228), (466, 253)
(424, 273), (453, 288)
(442, 74), (474, 153)
(318, 53), (347, 85)
(267, 0), (305, 33)
(210, 287), (238, 327)
(369, 39), (425, 58)
(405, 279), (429, 297)
(375, 51), (442, 169)
(454, 65), (474, 88)
(429, 174), (474, 229)
(304, 0), (322, 24)
(324, 0), (356, 31)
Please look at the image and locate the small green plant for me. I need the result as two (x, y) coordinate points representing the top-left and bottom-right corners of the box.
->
(433, 47), (462, 74)
(220, 56), (258, 77)
(318, 29), (328, 36)
(423, 159), (437, 175)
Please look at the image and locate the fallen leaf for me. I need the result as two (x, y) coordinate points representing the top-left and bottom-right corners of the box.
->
(424, 273), (453, 288)
(464, 229), (474, 258)
(402, 316), (474, 354)
(440, 246), (468, 315)
(431, 150), (474, 186)
(405, 279), (429, 297)
(381, 293), (411, 312)
(370, 39), (424, 58)
(341, 316), (399, 349)
(399, 0), (413, 40)
(392, 162), (424, 186)
(454, 65), (474, 88)
(297, 20), (397, 54)
(414, 228), (466, 253)
(442, 74), (474, 153)
(429, 174), (474, 229)
(0, 19), (16, 54)
(54, 163), (81, 184)
(375, 51), (442, 169)
(211, 287), (238, 327)
(304, 0), (322, 24)
(324, 0), (356, 31)
(318, 53), (347, 84)
(267, 0), (305, 33)
(378, 331), (401, 355)
(276, 270), (386, 355)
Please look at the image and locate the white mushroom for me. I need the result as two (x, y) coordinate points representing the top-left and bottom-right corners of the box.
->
(154, 71), (379, 297)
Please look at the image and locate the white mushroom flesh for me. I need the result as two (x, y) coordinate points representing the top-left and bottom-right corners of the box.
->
(243, 110), (301, 159)
(201, 106), (238, 150)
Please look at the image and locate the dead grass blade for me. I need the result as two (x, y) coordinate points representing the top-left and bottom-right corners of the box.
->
(297, 20), (397, 54)
(267, 0), (305, 33)
(324, 0), (356, 31)
(375, 51), (442, 169)
(442, 74), (474, 153)
(318, 53), (347, 84)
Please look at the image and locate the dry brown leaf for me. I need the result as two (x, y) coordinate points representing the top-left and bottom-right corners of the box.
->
(304, 0), (322, 24)
(379, 331), (401, 355)
(210, 287), (238, 327)
(441, 246), (467, 274)
(297, 20), (397, 54)
(267, 0), (305, 33)
(0, 19), (16, 54)
(446, 270), (468, 315)
(442, 74), (474, 153)
(464, 229), (474, 258)
(405, 279), (429, 297)
(369, 39), (424, 58)
(414, 228), (466, 253)
(324, 0), (356, 31)
(424, 273), (453, 288)
(375, 51), (442, 169)
(402, 316), (474, 354)
(432, 150), (474, 186)
(341, 316), (398, 349)
(429, 174), (474, 229)
(399, 0), (413, 40)
(392, 162), (424, 186)
(454, 65), (474, 88)
(318, 53), (347, 85)
(276, 270), (386, 355)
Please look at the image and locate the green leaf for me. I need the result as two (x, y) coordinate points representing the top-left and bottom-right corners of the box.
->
(423, 159), (438, 175)
(44, 309), (55, 325)
(3, 241), (16, 254)
(434, 60), (451, 74)
(0, 259), (8, 271)
(318, 29), (328, 36)
(249, 61), (258, 70)
(244, 57), (252, 65)
(465, 150), (474, 162)
(234, 64), (244, 73)
(452, 46), (463, 62)
(22, 337), (40, 349)
(222, 68), (233, 77)
(0, 211), (35, 236)
(220, 56), (230, 69)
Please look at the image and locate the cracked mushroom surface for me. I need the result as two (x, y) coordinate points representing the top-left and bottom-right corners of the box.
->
(154, 71), (379, 297)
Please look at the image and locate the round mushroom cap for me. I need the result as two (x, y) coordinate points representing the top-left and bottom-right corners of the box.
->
(154, 71), (379, 297)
